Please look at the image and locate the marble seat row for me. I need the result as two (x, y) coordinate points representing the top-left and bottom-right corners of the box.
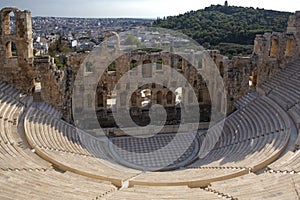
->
(259, 59), (300, 95)
(268, 150), (300, 172)
(188, 96), (290, 171)
(259, 59), (300, 150)
(0, 92), (52, 170)
(103, 185), (223, 200)
(24, 106), (141, 187)
(0, 88), (124, 200)
(208, 172), (300, 200)
(32, 102), (62, 119)
(0, 81), (26, 101)
(0, 169), (117, 200)
(234, 91), (259, 109)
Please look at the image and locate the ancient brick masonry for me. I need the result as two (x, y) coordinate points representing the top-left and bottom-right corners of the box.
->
(0, 8), (64, 110)
(0, 7), (300, 128)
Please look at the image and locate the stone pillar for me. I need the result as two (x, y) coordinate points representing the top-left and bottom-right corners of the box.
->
(287, 11), (300, 57)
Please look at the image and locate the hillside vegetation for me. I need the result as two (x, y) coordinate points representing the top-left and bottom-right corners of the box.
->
(153, 5), (291, 57)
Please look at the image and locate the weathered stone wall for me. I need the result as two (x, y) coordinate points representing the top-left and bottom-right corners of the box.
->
(254, 12), (300, 90)
(0, 8), (65, 111)
(1, 7), (300, 132)
(0, 8), (35, 93)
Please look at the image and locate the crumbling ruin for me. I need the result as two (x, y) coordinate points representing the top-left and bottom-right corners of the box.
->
(1, 8), (299, 133)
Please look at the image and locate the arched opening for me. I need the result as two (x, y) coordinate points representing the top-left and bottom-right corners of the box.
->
(130, 60), (138, 70)
(108, 61), (116, 71)
(285, 39), (296, 57)
(5, 41), (17, 58)
(175, 87), (183, 105)
(9, 11), (16, 35)
(249, 71), (257, 87)
(4, 11), (16, 35)
(166, 91), (174, 105)
(270, 38), (279, 57)
(156, 91), (163, 104)
(177, 58), (183, 71)
(142, 60), (152, 78)
(156, 59), (163, 71)
(11, 42), (17, 56)
(141, 89), (151, 108)
(198, 90), (204, 103)
(106, 98), (116, 109)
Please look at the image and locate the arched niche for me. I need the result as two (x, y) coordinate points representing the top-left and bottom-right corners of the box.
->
(285, 38), (296, 57)
(270, 38), (279, 57)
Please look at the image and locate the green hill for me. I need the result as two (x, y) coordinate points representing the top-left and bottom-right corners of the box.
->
(153, 5), (291, 57)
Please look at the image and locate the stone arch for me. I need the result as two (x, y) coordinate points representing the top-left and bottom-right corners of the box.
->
(270, 38), (279, 57)
(2, 8), (18, 35)
(156, 91), (163, 104)
(103, 32), (120, 51)
(142, 60), (152, 78)
(285, 38), (296, 57)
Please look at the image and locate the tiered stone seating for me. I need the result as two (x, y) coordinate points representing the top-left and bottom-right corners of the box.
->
(264, 60), (300, 110)
(129, 168), (247, 188)
(0, 81), (33, 108)
(104, 186), (223, 200)
(0, 170), (116, 200)
(126, 95), (291, 187)
(268, 150), (300, 172)
(234, 90), (259, 109)
(0, 58), (299, 198)
(32, 102), (62, 119)
(0, 88), (119, 199)
(188, 96), (290, 171)
(0, 92), (51, 170)
(259, 59), (300, 95)
(24, 107), (141, 187)
(259, 59), (300, 150)
(208, 172), (300, 200)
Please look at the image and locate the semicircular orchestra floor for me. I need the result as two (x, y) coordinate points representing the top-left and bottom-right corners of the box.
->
(109, 132), (200, 171)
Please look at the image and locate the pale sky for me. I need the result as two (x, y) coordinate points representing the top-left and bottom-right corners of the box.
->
(0, 0), (298, 18)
